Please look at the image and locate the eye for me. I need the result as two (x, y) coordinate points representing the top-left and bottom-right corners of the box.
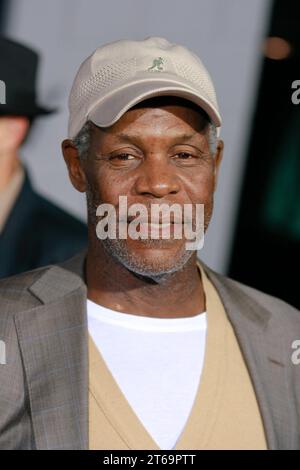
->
(172, 150), (210, 166)
(109, 153), (135, 161)
(107, 152), (141, 167)
(173, 152), (199, 164)
(176, 152), (194, 159)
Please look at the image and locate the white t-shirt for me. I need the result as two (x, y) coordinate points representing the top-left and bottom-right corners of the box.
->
(87, 299), (207, 450)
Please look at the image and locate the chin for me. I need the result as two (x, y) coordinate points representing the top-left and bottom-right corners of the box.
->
(102, 237), (195, 280)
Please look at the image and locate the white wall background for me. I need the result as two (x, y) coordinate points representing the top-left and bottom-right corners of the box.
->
(3, 0), (271, 272)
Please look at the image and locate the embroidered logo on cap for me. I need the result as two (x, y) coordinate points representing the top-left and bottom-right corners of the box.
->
(148, 57), (164, 72)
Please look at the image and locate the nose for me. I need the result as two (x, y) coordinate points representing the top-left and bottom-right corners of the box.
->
(134, 155), (181, 198)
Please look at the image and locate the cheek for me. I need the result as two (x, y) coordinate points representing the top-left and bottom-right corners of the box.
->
(86, 165), (131, 206)
(189, 173), (215, 231)
(185, 168), (216, 205)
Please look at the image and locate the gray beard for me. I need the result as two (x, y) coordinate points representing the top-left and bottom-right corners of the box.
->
(85, 184), (210, 283)
(100, 235), (195, 282)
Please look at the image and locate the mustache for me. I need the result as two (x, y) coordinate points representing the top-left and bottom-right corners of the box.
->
(88, 193), (199, 226)
(122, 208), (195, 225)
(126, 215), (185, 224)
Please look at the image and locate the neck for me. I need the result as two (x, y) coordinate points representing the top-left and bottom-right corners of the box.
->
(86, 240), (205, 319)
(0, 151), (21, 191)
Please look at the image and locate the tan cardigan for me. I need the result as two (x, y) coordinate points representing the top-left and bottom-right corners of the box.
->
(88, 260), (267, 450)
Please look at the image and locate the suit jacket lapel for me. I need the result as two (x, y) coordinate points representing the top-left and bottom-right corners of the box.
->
(14, 264), (88, 449)
(203, 264), (296, 450)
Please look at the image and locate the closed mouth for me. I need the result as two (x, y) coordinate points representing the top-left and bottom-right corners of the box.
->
(127, 217), (182, 225)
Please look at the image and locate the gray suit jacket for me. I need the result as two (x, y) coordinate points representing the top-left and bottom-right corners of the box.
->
(0, 250), (299, 450)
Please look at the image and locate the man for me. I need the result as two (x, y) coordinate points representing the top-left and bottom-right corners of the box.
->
(0, 37), (299, 450)
(0, 37), (87, 278)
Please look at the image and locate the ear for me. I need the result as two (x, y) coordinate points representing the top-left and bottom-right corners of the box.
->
(61, 139), (87, 192)
(213, 139), (224, 191)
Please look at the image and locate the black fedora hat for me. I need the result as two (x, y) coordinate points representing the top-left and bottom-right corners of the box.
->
(0, 36), (55, 117)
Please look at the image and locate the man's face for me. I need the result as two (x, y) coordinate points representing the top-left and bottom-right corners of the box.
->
(65, 98), (223, 279)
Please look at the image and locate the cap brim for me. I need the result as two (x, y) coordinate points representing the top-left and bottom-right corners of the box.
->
(88, 77), (221, 133)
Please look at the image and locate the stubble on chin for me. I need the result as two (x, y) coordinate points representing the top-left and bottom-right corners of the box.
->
(85, 185), (213, 281)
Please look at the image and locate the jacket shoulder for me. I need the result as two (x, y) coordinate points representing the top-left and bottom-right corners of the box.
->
(0, 265), (49, 315)
(204, 264), (300, 324)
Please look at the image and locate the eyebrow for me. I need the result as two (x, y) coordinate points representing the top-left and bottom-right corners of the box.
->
(114, 132), (202, 145)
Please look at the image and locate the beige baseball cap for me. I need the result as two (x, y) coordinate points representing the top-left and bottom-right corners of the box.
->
(68, 36), (222, 139)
